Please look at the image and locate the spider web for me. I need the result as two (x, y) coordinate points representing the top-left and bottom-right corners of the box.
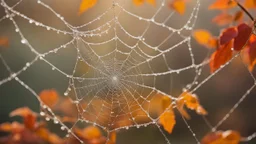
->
(0, 0), (255, 143)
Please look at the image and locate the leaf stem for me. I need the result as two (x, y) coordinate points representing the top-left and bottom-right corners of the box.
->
(232, 0), (254, 21)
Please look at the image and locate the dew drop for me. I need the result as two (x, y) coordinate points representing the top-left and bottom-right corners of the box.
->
(73, 100), (79, 104)
(40, 112), (45, 116)
(54, 119), (59, 124)
(26, 62), (30, 67)
(45, 117), (50, 121)
(64, 92), (68, 96)
(21, 39), (27, 44)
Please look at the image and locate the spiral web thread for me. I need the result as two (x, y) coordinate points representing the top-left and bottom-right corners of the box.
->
(0, 0), (256, 143)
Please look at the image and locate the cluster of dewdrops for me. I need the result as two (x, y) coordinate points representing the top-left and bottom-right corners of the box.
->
(1, 0), (256, 143)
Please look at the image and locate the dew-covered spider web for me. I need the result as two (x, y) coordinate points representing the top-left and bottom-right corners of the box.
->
(0, 0), (256, 143)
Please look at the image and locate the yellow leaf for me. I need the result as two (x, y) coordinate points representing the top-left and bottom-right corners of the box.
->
(159, 110), (176, 133)
(79, 0), (98, 15)
(170, 0), (186, 15)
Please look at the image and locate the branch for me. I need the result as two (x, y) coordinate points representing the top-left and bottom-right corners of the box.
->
(232, 0), (254, 21)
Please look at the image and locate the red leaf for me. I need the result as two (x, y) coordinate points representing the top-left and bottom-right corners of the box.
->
(210, 40), (233, 72)
(234, 23), (252, 51)
(219, 27), (238, 45)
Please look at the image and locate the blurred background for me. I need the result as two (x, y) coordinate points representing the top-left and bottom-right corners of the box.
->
(0, 0), (256, 143)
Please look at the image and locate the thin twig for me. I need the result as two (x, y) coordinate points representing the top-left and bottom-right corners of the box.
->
(233, 0), (254, 21)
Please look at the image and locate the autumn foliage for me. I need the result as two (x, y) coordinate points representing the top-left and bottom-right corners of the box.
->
(1, 0), (256, 144)
(193, 0), (256, 73)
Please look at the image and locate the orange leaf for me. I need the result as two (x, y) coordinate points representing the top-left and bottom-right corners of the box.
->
(79, 0), (97, 15)
(0, 122), (23, 132)
(39, 89), (59, 108)
(249, 59), (256, 71)
(0, 123), (13, 132)
(201, 131), (223, 144)
(193, 29), (217, 48)
(0, 36), (8, 47)
(219, 27), (238, 45)
(146, 0), (156, 6)
(233, 11), (244, 23)
(36, 127), (64, 143)
(159, 110), (176, 133)
(207, 37), (218, 49)
(107, 131), (117, 144)
(10, 107), (37, 117)
(48, 133), (64, 144)
(248, 35), (256, 71)
(234, 23), (252, 51)
(77, 126), (102, 140)
(177, 91), (207, 119)
(162, 96), (172, 110)
(210, 40), (233, 72)
(201, 130), (241, 144)
(169, 0), (186, 15)
(10, 107), (37, 130)
(208, 0), (236, 10)
(244, 0), (256, 8)
(253, 21), (256, 35)
(36, 127), (49, 141)
(133, 0), (144, 6)
(133, 0), (156, 6)
(212, 13), (233, 26)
